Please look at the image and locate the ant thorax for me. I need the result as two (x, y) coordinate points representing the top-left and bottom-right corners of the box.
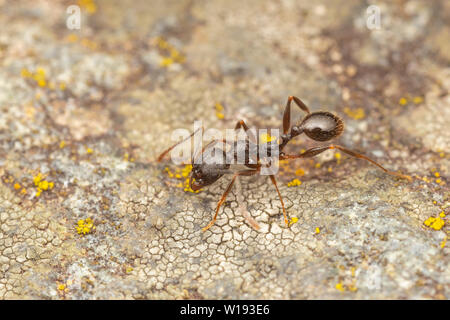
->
(197, 138), (278, 167)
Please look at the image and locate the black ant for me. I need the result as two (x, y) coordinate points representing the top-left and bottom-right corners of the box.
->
(157, 96), (411, 231)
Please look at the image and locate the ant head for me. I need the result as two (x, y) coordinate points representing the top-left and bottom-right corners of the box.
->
(291, 111), (344, 141)
(189, 163), (229, 191)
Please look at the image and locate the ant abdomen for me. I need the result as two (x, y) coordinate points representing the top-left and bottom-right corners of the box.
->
(297, 111), (344, 141)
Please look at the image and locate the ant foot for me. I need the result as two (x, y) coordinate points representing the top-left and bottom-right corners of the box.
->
(202, 221), (215, 232)
(392, 171), (413, 182)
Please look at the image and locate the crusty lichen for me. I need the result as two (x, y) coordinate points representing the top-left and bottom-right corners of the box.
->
(76, 218), (95, 235)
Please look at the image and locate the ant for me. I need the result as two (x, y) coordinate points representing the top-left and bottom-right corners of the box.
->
(157, 96), (411, 232)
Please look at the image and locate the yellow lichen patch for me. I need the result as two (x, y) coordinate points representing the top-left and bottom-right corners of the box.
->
(25, 106), (36, 119)
(260, 133), (277, 144)
(334, 152), (341, 164)
(3, 175), (14, 184)
(171, 51), (185, 64)
(423, 216), (445, 231)
(76, 218), (95, 235)
(413, 96), (423, 104)
(399, 97), (408, 105)
(154, 36), (185, 67)
(180, 165), (192, 178)
(441, 236), (447, 248)
(126, 266), (133, 274)
(348, 284), (358, 292)
(123, 153), (135, 162)
(214, 103), (225, 119)
(33, 173), (43, 186)
(315, 163), (321, 168)
(216, 112), (225, 120)
(315, 227), (320, 234)
(327, 167), (333, 173)
(65, 33), (79, 43)
(165, 167), (174, 178)
(57, 282), (69, 296)
(86, 147), (93, 154)
(335, 267), (358, 292)
(335, 282), (345, 292)
(22, 67), (67, 90)
(78, 0), (97, 14)
(33, 67), (47, 87)
(279, 161), (293, 172)
(287, 178), (302, 187)
(289, 216), (299, 227)
(21, 68), (32, 78)
(434, 172), (440, 178)
(439, 211), (445, 218)
(160, 57), (174, 67)
(33, 172), (54, 197)
(14, 183), (21, 190)
(295, 168), (305, 176)
(59, 140), (66, 149)
(343, 107), (365, 120)
(165, 165), (201, 193)
(80, 38), (98, 50)
(65, 33), (98, 50)
(38, 180), (49, 190)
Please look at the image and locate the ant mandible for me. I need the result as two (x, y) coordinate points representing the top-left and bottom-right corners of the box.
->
(157, 96), (411, 232)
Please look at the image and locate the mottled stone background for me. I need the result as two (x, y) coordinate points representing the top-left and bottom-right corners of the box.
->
(0, 0), (448, 299)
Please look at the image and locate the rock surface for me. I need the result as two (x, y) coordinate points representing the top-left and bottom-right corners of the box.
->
(0, 0), (448, 299)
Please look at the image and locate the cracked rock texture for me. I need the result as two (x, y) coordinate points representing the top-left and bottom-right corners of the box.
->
(0, 0), (448, 299)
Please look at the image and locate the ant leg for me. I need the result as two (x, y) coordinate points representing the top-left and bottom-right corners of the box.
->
(202, 169), (259, 232)
(235, 120), (257, 143)
(330, 145), (412, 181)
(281, 146), (331, 160)
(283, 96), (311, 134)
(269, 175), (289, 227)
(193, 138), (235, 165)
(235, 176), (260, 230)
(235, 119), (251, 131)
(157, 127), (203, 162)
(281, 145), (412, 181)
